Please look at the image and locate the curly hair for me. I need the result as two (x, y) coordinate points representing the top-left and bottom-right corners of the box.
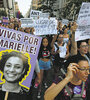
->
(0, 51), (30, 81)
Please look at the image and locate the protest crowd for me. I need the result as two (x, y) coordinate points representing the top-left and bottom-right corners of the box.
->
(0, 3), (90, 100)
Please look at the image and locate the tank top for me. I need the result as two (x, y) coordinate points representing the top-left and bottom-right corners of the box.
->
(54, 42), (67, 58)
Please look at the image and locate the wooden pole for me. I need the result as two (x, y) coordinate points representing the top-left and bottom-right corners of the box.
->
(4, 92), (9, 100)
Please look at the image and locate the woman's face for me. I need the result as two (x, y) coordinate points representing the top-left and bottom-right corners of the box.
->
(42, 38), (48, 47)
(57, 34), (63, 42)
(4, 57), (24, 83)
(77, 61), (89, 82)
(64, 29), (68, 34)
(79, 42), (89, 55)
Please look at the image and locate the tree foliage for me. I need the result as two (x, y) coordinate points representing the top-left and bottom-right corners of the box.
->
(37, 0), (56, 17)
(61, 0), (90, 20)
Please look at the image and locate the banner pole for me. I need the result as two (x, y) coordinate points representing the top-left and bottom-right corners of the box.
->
(4, 92), (9, 100)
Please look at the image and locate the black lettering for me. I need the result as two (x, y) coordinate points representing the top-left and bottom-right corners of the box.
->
(0, 29), (4, 36)
(21, 44), (24, 51)
(7, 31), (12, 38)
(29, 37), (33, 44)
(17, 34), (21, 41)
(3, 41), (8, 48)
(14, 43), (17, 49)
(0, 39), (4, 47)
(11, 33), (16, 40)
(24, 36), (28, 42)
(4, 30), (7, 37)
(34, 38), (38, 45)
(30, 46), (34, 54)
(9, 42), (14, 49)
(17, 43), (22, 51)
(26, 45), (29, 52)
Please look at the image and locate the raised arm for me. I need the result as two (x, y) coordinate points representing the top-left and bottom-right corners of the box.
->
(44, 63), (79, 100)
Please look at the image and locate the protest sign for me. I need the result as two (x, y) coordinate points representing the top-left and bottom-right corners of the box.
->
(30, 9), (42, 19)
(40, 12), (50, 18)
(2, 17), (8, 25)
(0, 27), (42, 92)
(20, 18), (34, 27)
(30, 9), (49, 19)
(75, 2), (90, 41)
(34, 18), (57, 35)
(62, 19), (69, 25)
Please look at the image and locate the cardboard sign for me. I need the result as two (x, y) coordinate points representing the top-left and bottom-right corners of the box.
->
(0, 27), (42, 92)
(75, 2), (90, 41)
(34, 18), (57, 35)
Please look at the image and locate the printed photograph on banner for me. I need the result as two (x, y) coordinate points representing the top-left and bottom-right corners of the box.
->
(0, 50), (31, 92)
(0, 26), (42, 93)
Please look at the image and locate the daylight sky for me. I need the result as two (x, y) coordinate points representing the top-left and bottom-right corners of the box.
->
(15, 0), (32, 16)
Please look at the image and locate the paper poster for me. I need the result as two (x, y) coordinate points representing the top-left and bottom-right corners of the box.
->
(34, 18), (57, 35)
(75, 2), (90, 41)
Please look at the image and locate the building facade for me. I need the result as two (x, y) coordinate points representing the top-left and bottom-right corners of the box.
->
(31, 0), (41, 10)
(0, 0), (15, 18)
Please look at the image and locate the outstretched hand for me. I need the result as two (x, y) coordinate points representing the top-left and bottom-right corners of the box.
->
(71, 22), (78, 33)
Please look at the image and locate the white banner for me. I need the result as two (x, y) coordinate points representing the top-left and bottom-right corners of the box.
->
(21, 18), (57, 35)
(34, 18), (57, 35)
(75, 2), (90, 41)
(40, 13), (50, 18)
(20, 18), (34, 27)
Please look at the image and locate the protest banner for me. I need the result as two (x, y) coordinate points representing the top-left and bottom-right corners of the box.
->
(20, 18), (34, 27)
(75, 2), (90, 41)
(2, 17), (8, 25)
(0, 27), (42, 92)
(34, 18), (57, 35)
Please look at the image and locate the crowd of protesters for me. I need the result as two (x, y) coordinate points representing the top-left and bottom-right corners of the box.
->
(0, 17), (90, 100)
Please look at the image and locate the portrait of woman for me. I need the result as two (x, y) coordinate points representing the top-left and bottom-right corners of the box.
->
(0, 50), (30, 93)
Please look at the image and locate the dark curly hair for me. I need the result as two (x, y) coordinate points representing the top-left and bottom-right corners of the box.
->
(0, 51), (30, 81)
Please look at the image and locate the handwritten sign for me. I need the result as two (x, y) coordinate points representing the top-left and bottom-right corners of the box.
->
(34, 18), (57, 35)
(75, 2), (90, 41)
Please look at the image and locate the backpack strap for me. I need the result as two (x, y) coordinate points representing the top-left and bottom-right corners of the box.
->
(81, 81), (85, 96)
(54, 43), (59, 50)
(60, 68), (72, 98)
